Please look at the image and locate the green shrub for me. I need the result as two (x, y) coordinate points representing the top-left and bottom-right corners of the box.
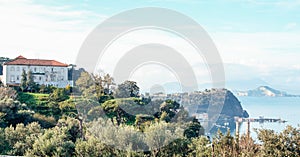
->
(32, 113), (56, 128)
(49, 88), (69, 102)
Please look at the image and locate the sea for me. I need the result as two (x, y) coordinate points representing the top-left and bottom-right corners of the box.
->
(237, 96), (300, 139)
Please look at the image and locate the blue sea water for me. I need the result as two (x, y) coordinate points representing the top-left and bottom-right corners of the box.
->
(237, 96), (300, 138)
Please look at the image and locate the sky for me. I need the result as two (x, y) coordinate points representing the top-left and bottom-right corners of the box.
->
(1, 0), (300, 93)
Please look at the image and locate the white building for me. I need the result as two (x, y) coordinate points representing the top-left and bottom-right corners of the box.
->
(2, 55), (72, 88)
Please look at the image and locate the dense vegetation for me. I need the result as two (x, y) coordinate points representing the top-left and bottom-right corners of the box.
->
(0, 71), (299, 156)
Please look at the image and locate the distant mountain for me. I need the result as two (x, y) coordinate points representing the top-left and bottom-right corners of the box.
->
(224, 79), (270, 91)
(236, 86), (300, 97)
(142, 78), (269, 94)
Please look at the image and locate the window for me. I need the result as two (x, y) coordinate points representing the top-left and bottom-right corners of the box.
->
(10, 67), (15, 71)
(39, 76), (42, 81)
(17, 76), (19, 81)
(10, 75), (15, 82)
(16, 67), (20, 71)
(34, 67), (37, 72)
(51, 68), (54, 72)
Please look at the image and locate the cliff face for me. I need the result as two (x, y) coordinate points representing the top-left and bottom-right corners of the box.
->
(221, 90), (248, 118)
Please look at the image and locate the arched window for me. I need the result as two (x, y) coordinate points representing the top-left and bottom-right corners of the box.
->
(10, 75), (15, 82)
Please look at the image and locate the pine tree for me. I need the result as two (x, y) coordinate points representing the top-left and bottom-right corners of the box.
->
(20, 69), (27, 91)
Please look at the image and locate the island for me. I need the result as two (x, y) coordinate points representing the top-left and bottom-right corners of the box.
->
(236, 86), (300, 97)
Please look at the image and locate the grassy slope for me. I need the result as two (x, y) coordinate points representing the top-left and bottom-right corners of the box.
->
(18, 92), (49, 107)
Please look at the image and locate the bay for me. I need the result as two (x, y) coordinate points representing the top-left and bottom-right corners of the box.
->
(237, 96), (300, 138)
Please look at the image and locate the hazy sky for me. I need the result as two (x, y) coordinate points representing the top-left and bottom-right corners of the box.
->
(1, 0), (300, 93)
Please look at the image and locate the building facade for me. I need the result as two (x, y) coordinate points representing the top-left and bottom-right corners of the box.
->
(2, 56), (72, 88)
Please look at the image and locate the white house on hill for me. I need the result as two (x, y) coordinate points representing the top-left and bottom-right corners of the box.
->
(2, 55), (72, 88)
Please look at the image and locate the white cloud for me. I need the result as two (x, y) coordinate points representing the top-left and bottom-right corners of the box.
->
(1, 1), (299, 93)
(97, 29), (206, 69)
(285, 22), (297, 30)
(275, 0), (300, 8)
(210, 31), (300, 67)
(0, 0), (106, 63)
(243, 0), (300, 8)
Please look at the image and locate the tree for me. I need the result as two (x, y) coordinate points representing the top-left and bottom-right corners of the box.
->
(32, 113), (56, 128)
(75, 137), (119, 157)
(0, 98), (33, 127)
(103, 74), (114, 95)
(144, 122), (184, 156)
(159, 138), (190, 156)
(27, 126), (75, 157)
(184, 117), (205, 139)
(39, 84), (47, 93)
(256, 125), (300, 157)
(75, 98), (99, 121)
(154, 100), (180, 123)
(0, 87), (17, 100)
(135, 114), (154, 130)
(59, 99), (77, 116)
(75, 71), (94, 96)
(114, 80), (139, 98)
(239, 134), (259, 157)
(212, 129), (237, 156)
(188, 136), (212, 157)
(88, 118), (147, 152)
(26, 70), (35, 92)
(4, 122), (42, 155)
(20, 69), (27, 91)
(65, 84), (72, 94)
(56, 117), (82, 142)
(0, 128), (9, 154)
(75, 72), (115, 102)
(75, 72), (102, 99)
(91, 74), (104, 98)
(49, 88), (69, 102)
(101, 99), (134, 125)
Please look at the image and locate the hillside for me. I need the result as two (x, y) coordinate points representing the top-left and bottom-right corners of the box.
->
(149, 88), (249, 132)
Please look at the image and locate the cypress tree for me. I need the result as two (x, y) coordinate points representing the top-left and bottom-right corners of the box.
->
(26, 70), (35, 91)
(20, 69), (27, 91)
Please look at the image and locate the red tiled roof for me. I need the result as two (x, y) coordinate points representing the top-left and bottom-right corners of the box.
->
(4, 56), (68, 67)
(16, 55), (26, 59)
